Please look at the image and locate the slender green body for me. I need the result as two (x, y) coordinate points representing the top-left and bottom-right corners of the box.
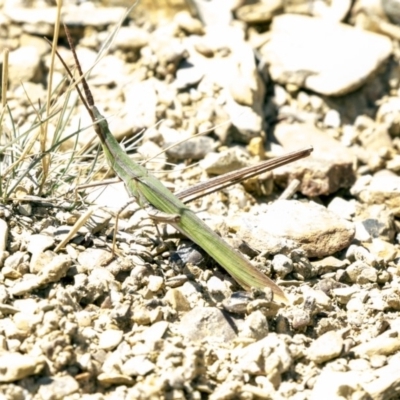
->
(92, 106), (287, 304)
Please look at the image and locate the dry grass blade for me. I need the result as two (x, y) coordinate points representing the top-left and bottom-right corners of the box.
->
(54, 208), (94, 252)
(1, 49), (8, 110)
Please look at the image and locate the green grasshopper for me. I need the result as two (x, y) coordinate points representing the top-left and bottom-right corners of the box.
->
(61, 25), (312, 305)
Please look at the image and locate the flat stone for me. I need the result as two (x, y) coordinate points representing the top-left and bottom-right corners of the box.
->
(0, 352), (45, 382)
(97, 372), (134, 386)
(174, 62), (204, 90)
(352, 330), (400, 357)
(273, 122), (356, 196)
(5, 5), (126, 28)
(98, 330), (123, 351)
(308, 330), (344, 363)
(120, 79), (158, 134)
(140, 321), (169, 344)
(30, 251), (56, 274)
(178, 306), (237, 342)
(237, 200), (355, 258)
(122, 356), (155, 377)
(77, 249), (113, 271)
(260, 14), (392, 96)
(36, 376), (79, 400)
(311, 256), (349, 274)
(36, 255), (71, 285)
(166, 136), (215, 161)
(85, 181), (130, 210)
(311, 370), (367, 400)
(200, 147), (251, 175)
(188, 0), (234, 26)
(27, 234), (55, 255)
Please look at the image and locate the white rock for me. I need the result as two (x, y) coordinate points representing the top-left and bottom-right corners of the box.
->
(0, 219), (8, 252)
(122, 356), (155, 376)
(140, 321), (169, 344)
(148, 275), (164, 292)
(261, 14), (392, 96)
(239, 310), (269, 340)
(113, 26), (149, 50)
(351, 174), (400, 212)
(77, 249), (112, 271)
(323, 109), (341, 128)
(311, 370), (367, 400)
(36, 375), (79, 400)
(328, 197), (356, 220)
(0, 352), (45, 382)
(308, 330), (344, 363)
(362, 353), (400, 399)
(8, 46), (41, 85)
(98, 330), (123, 351)
(352, 330), (400, 357)
(27, 234), (55, 255)
(120, 79), (158, 133)
(272, 254), (293, 278)
(234, 333), (292, 387)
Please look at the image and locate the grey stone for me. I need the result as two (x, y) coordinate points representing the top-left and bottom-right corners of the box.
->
(200, 147), (250, 175)
(36, 376), (79, 400)
(239, 310), (269, 340)
(166, 136), (215, 160)
(237, 200), (355, 258)
(178, 306), (237, 342)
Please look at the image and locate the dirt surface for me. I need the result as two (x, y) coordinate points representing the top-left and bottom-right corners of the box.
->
(2, 0), (400, 399)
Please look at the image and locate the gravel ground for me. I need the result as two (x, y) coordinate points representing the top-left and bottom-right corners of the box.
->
(2, 0), (400, 399)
